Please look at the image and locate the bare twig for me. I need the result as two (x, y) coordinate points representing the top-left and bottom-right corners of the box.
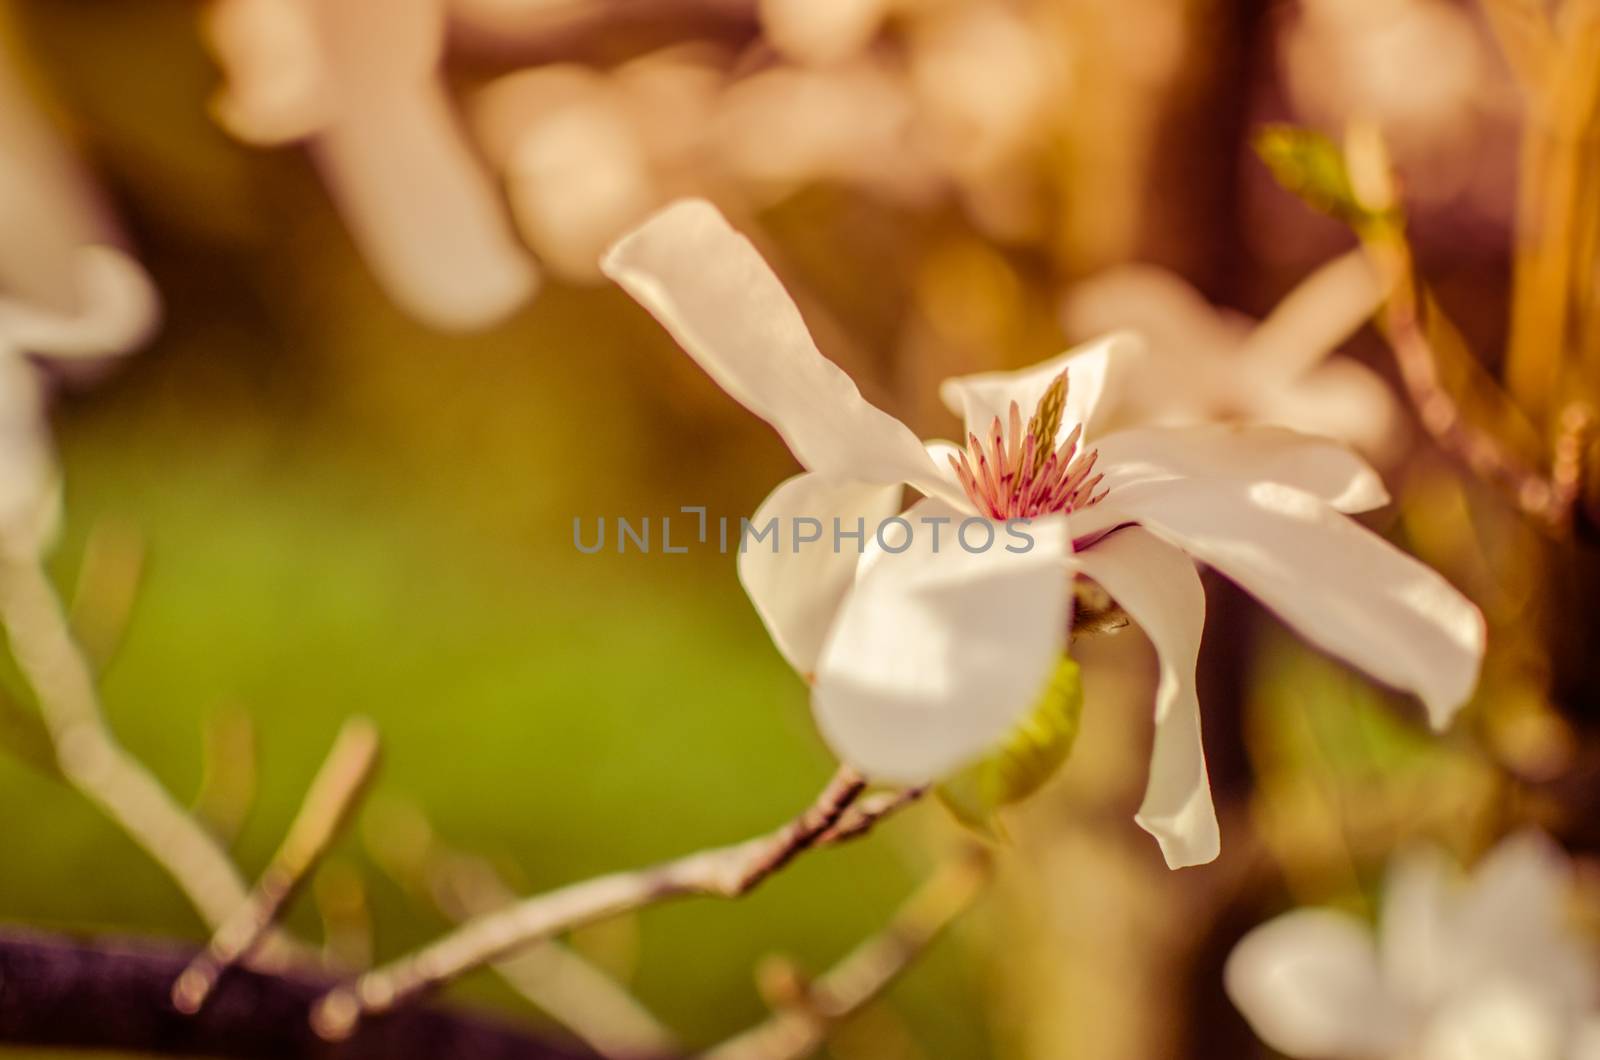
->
(367, 800), (680, 1060)
(173, 717), (382, 1014)
(0, 557), (300, 960)
(312, 767), (873, 1040)
(701, 849), (991, 1060)
(1377, 262), (1591, 534)
(818, 787), (925, 846)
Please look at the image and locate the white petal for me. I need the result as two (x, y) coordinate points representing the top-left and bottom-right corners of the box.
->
(1090, 477), (1485, 728)
(0, 246), (160, 359)
(937, 331), (1143, 447)
(1061, 264), (1244, 365)
(1260, 358), (1405, 462)
(811, 497), (1070, 783)
(1069, 526), (1218, 868)
(1240, 247), (1383, 383)
(1094, 424), (1390, 514)
(603, 199), (947, 493)
(314, 91), (539, 330)
(1379, 844), (1457, 1012)
(1226, 910), (1408, 1058)
(737, 471), (904, 677)
(1417, 986), (1565, 1060)
(1455, 832), (1595, 1009)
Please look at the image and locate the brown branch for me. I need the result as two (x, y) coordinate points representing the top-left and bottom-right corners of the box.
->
(368, 801), (680, 1059)
(817, 787), (925, 846)
(0, 928), (604, 1060)
(312, 767), (872, 1039)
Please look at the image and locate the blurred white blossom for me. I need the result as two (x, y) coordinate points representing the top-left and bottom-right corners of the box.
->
(472, 49), (723, 282)
(204, 0), (538, 329)
(604, 199), (1484, 868)
(1063, 249), (1403, 459)
(1228, 832), (1600, 1060)
(0, 50), (160, 555)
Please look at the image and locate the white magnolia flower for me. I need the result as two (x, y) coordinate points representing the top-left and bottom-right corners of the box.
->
(602, 199), (1484, 868)
(1227, 832), (1600, 1060)
(204, 0), (538, 330)
(0, 52), (160, 555)
(1062, 249), (1402, 459)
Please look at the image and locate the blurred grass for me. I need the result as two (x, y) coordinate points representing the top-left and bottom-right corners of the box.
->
(0, 337), (991, 1054)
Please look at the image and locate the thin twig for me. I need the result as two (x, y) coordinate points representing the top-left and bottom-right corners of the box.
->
(312, 767), (872, 1040)
(817, 788), (925, 846)
(1379, 269), (1587, 533)
(0, 556), (301, 961)
(700, 849), (991, 1060)
(173, 717), (382, 1014)
(368, 800), (681, 1059)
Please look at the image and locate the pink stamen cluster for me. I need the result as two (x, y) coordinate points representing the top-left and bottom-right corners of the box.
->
(948, 370), (1107, 519)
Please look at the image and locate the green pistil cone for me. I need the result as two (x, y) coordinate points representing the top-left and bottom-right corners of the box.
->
(938, 655), (1084, 837)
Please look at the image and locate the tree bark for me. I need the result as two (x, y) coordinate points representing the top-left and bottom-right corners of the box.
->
(0, 928), (610, 1060)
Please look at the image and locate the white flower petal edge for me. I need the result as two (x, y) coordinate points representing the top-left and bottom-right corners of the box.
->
(1076, 476), (1484, 730)
(602, 198), (955, 498)
(1238, 247), (1383, 382)
(737, 471), (904, 676)
(1225, 910), (1410, 1059)
(1067, 526), (1218, 868)
(810, 497), (1070, 784)
(937, 330), (1143, 447)
(1093, 423), (1390, 514)
(0, 246), (160, 358)
(1378, 844), (1456, 1012)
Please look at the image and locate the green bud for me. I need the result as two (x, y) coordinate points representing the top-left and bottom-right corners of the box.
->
(938, 655), (1084, 836)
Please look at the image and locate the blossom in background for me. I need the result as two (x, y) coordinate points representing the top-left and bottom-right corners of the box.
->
(603, 199), (1485, 868)
(0, 50), (160, 556)
(1228, 832), (1600, 1059)
(471, 49), (723, 283)
(204, 0), (538, 330)
(1062, 249), (1403, 459)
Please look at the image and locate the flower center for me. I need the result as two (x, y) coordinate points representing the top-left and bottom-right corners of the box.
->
(947, 369), (1106, 520)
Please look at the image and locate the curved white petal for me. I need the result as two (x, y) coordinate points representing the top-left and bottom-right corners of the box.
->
(315, 91), (539, 331)
(1261, 358), (1405, 462)
(0, 246), (160, 359)
(1240, 247), (1383, 383)
(1094, 424), (1390, 514)
(603, 199), (945, 493)
(1093, 477), (1485, 728)
(1226, 910), (1408, 1058)
(1070, 526), (1217, 868)
(738, 471), (904, 677)
(811, 497), (1070, 783)
(937, 331), (1143, 448)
